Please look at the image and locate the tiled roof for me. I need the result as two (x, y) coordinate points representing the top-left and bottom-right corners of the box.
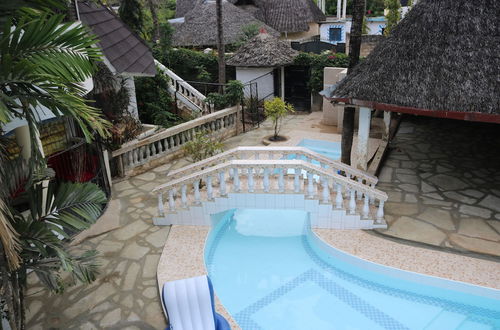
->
(78, 1), (156, 76)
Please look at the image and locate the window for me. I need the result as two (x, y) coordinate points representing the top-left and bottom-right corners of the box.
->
(329, 27), (342, 42)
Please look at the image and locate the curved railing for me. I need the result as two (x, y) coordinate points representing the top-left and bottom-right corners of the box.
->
(152, 158), (388, 225)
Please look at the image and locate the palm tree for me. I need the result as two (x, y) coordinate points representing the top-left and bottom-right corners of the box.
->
(341, 0), (366, 165)
(147, 0), (160, 43)
(216, 0), (226, 85)
(0, 5), (111, 328)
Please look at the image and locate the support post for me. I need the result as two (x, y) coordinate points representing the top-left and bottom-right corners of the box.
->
(280, 66), (285, 101)
(357, 107), (371, 171)
(383, 111), (392, 141)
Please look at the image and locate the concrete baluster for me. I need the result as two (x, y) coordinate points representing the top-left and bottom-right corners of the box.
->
(278, 168), (285, 193)
(168, 189), (175, 212)
(377, 200), (385, 222)
(294, 168), (301, 192)
(219, 171), (227, 196)
(206, 176), (213, 200)
(193, 180), (201, 204)
(307, 172), (314, 198)
(158, 193), (165, 216)
(233, 168), (240, 192)
(248, 167), (255, 192)
(363, 194), (370, 219)
(349, 189), (356, 214)
(263, 168), (270, 192)
(335, 184), (343, 209)
(181, 184), (187, 208)
(322, 177), (330, 203)
(357, 178), (363, 200)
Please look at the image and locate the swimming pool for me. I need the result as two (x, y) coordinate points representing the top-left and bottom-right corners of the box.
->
(205, 209), (500, 329)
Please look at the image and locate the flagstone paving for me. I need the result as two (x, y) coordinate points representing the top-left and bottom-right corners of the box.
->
(25, 113), (499, 329)
(376, 116), (500, 257)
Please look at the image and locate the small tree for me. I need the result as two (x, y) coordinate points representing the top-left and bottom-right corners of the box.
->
(263, 97), (294, 141)
(182, 130), (224, 162)
(119, 0), (145, 37)
(384, 0), (401, 36)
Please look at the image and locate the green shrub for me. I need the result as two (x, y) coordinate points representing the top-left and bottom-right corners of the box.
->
(205, 80), (244, 111)
(293, 52), (350, 93)
(263, 97), (294, 140)
(182, 130), (224, 162)
(135, 68), (183, 128)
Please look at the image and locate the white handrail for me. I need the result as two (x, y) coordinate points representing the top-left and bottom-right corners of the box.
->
(163, 146), (378, 186)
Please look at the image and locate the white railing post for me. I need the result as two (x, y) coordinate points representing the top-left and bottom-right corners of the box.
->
(377, 200), (385, 222)
(349, 189), (356, 215)
(193, 180), (201, 204)
(321, 177), (330, 203)
(168, 189), (176, 212)
(219, 171), (227, 196)
(263, 168), (270, 192)
(363, 194), (369, 219)
(335, 184), (343, 209)
(357, 178), (363, 200)
(247, 167), (255, 192)
(233, 168), (240, 192)
(307, 172), (314, 198)
(206, 176), (213, 200)
(181, 184), (187, 208)
(294, 168), (301, 193)
(278, 168), (285, 193)
(158, 193), (165, 216)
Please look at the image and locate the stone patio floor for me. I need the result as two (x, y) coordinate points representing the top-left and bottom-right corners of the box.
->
(377, 116), (500, 257)
(25, 113), (499, 329)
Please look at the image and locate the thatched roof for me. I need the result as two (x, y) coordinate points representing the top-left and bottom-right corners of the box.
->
(328, 0), (500, 122)
(227, 31), (299, 67)
(175, 0), (325, 34)
(253, 0), (326, 33)
(171, 0), (279, 47)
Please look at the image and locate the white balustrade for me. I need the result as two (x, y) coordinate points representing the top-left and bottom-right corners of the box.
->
(193, 180), (201, 204)
(307, 172), (314, 198)
(247, 168), (255, 192)
(263, 168), (270, 192)
(181, 184), (187, 208)
(322, 177), (330, 203)
(206, 176), (213, 200)
(294, 168), (301, 193)
(219, 171), (227, 196)
(335, 184), (343, 209)
(278, 169), (285, 193)
(233, 168), (240, 192)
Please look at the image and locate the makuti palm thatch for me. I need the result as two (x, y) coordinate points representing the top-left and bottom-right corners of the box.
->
(227, 31), (299, 67)
(171, 0), (279, 47)
(253, 0), (326, 33)
(329, 0), (500, 121)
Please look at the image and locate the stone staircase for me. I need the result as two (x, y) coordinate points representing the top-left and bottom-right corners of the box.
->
(152, 147), (389, 229)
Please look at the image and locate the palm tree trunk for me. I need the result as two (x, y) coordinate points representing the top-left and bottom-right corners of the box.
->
(341, 0), (365, 165)
(216, 0), (226, 85)
(147, 0), (160, 43)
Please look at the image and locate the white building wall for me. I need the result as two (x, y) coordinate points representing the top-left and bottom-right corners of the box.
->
(319, 17), (386, 45)
(236, 67), (275, 101)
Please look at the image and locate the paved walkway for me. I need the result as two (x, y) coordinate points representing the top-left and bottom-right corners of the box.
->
(377, 116), (500, 257)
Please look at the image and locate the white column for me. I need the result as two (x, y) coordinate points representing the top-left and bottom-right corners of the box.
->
(263, 168), (270, 192)
(307, 172), (314, 198)
(181, 184), (187, 208)
(335, 184), (343, 209)
(206, 176), (213, 200)
(377, 200), (385, 222)
(342, 0), (347, 19)
(219, 171), (227, 196)
(383, 111), (392, 141)
(193, 180), (201, 204)
(321, 177), (330, 203)
(280, 66), (285, 101)
(294, 168), (301, 193)
(337, 0), (342, 19)
(233, 168), (240, 192)
(168, 189), (176, 212)
(157, 193), (165, 216)
(278, 169), (285, 193)
(363, 194), (370, 219)
(357, 107), (371, 171)
(349, 188), (356, 214)
(247, 168), (255, 192)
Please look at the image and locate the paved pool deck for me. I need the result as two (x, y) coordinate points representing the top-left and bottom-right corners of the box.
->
(377, 116), (500, 257)
(25, 113), (499, 329)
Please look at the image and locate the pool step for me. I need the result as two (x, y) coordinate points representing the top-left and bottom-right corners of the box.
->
(423, 310), (467, 330)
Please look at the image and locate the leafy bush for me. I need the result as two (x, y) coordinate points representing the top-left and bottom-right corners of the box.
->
(293, 52), (350, 93)
(135, 68), (183, 128)
(205, 80), (244, 111)
(263, 97), (294, 140)
(182, 130), (224, 162)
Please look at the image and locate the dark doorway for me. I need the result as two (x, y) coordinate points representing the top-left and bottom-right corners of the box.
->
(284, 65), (310, 112)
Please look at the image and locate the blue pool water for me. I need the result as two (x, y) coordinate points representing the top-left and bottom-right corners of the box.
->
(296, 138), (341, 160)
(205, 209), (500, 330)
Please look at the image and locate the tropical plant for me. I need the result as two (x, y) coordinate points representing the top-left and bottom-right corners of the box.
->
(233, 23), (260, 49)
(205, 80), (244, 111)
(384, 0), (401, 35)
(119, 0), (145, 37)
(0, 4), (111, 328)
(263, 97), (294, 141)
(0, 157), (106, 330)
(182, 130), (224, 162)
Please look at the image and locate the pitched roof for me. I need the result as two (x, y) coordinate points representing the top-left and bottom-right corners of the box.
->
(328, 0), (500, 122)
(78, 1), (156, 76)
(227, 31), (299, 67)
(175, 0), (325, 34)
(171, 0), (280, 47)
(253, 0), (326, 33)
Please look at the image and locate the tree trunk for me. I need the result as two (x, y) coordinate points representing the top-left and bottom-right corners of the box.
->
(216, 0), (226, 84)
(147, 0), (160, 43)
(341, 0), (365, 165)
